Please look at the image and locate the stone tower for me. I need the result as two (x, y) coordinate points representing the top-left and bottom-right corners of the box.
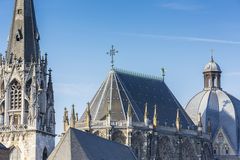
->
(0, 0), (55, 160)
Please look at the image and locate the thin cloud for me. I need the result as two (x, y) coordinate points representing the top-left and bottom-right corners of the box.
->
(54, 83), (97, 97)
(225, 72), (240, 76)
(160, 2), (202, 11)
(118, 32), (240, 45)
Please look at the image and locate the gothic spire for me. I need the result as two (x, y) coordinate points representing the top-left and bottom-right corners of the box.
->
(70, 104), (76, 128)
(63, 107), (69, 132)
(7, 0), (40, 63)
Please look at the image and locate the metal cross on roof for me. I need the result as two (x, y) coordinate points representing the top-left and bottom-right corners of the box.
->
(210, 49), (215, 62)
(107, 45), (118, 69)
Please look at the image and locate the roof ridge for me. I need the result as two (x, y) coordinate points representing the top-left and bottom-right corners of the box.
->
(114, 68), (163, 81)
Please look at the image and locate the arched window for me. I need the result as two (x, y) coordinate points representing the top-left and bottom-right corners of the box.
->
(10, 147), (21, 160)
(112, 130), (126, 144)
(224, 145), (229, 155)
(10, 80), (22, 110)
(0, 102), (4, 125)
(42, 147), (48, 160)
(132, 131), (144, 159)
(1, 82), (4, 98)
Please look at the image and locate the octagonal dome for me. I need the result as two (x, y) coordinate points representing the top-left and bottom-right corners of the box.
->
(186, 89), (240, 154)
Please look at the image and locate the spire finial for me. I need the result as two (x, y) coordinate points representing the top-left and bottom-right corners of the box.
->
(144, 102), (148, 125)
(127, 102), (132, 126)
(107, 45), (118, 69)
(176, 109), (181, 132)
(127, 102), (132, 117)
(153, 105), (157, 129)
(161, 68), (166, 82)
(86, 102), (91, 130)
(63, 107), (69, 132)
(210, 49), (215, 62)
(197, 113), (203, 135)
(70, 104), (76, 128)
(48, 68), (52, 80)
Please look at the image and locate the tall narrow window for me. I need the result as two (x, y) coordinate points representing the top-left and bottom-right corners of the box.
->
(42, 147), (48, 160)
(10, 147), (21, 160)
(17, 9), (22, 15)
(10, 80), (22, 110)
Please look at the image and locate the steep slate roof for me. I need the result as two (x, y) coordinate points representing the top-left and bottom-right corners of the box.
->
(48, 128), (137, 160)
(80, 69), (194, 129)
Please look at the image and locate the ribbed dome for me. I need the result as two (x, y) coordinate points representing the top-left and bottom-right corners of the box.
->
(185, 89), (240, 154)
(204, 57), (221, 73)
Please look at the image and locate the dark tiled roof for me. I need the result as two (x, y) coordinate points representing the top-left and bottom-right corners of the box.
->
(80, 69), (194, 129)
(48, 128), (136, 160)
(115, 69), (194, 128)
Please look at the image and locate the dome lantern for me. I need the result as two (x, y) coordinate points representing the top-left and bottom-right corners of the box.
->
(203, 56), (222, 90)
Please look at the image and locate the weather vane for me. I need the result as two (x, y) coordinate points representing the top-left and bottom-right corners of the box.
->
(107, 45), (118, 69)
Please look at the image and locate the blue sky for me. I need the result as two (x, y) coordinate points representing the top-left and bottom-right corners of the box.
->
(1, 0), (240, 136)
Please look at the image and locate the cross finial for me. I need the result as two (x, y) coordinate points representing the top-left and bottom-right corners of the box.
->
(107, 45), (118, 69)
(210, 49), (214, 62)
(161, 68), (166, 82)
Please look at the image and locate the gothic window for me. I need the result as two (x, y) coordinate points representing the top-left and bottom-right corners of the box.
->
(156, 136), (173, 160)
(132, 131), (144, 160)
(1, 82), (4, 98)
(224, 145), (229, 155)
(42, 147), (48, 160)
(10, 147), (21, 160)
(112, 130), (126, 145)
(26, 79), (32, 97)
(213, 149), (217, 155)
(0, 104), (4, 125)
(10, 80), (22, 110)
(208, 78), (211, 88)
(202, 143), (213, 160)
(181, 139), (196, 160)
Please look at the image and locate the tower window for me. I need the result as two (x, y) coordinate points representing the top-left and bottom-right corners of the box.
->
(17, 9), (22, 15)
(10, 80), (22, 110)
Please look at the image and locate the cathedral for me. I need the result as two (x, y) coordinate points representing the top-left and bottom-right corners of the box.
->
(1, 0), (240, 160)
(0, 0), (55, 160)
(63, 66), (213, 160)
